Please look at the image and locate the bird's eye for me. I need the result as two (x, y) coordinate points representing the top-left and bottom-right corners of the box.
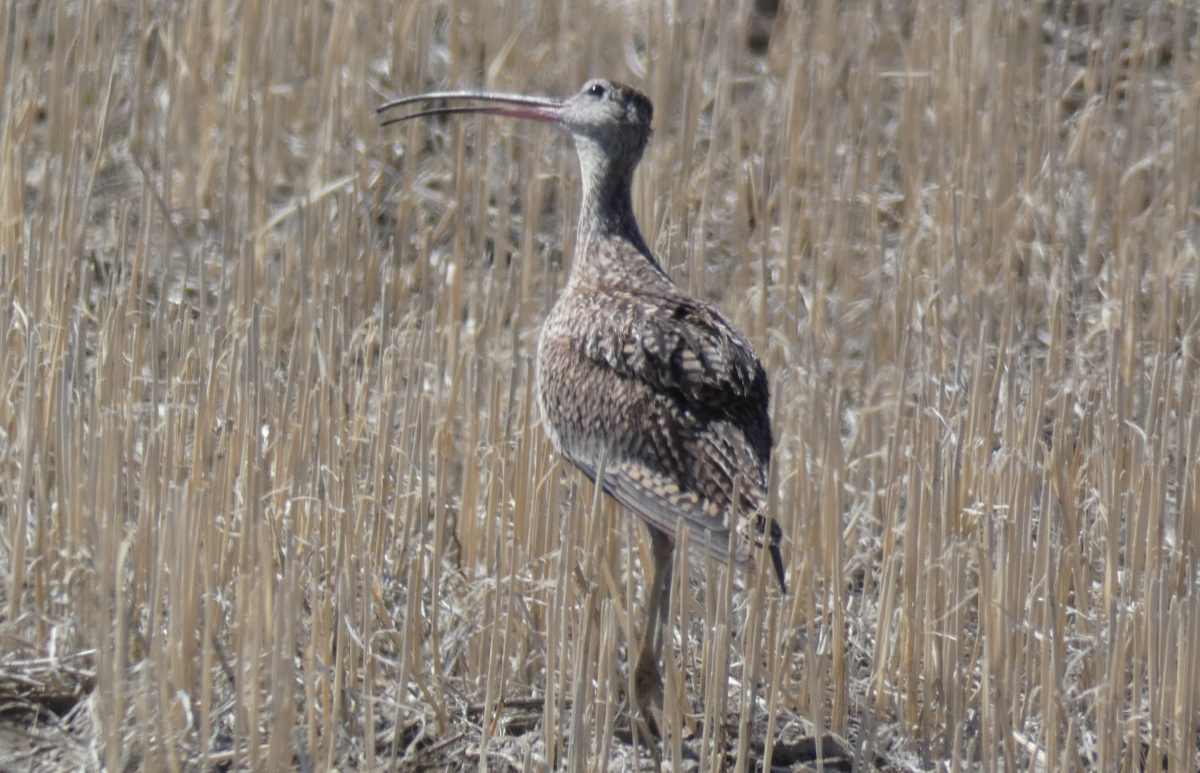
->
(587, 82), (607, 98)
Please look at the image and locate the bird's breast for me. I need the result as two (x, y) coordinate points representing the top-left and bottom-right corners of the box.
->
(535, 299), (639, 472)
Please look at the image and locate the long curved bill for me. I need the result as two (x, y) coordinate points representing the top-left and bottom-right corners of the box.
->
(378, 90), (565, 127)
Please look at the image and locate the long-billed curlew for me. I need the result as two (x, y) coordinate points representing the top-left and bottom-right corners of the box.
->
(379, 78), (786, 730)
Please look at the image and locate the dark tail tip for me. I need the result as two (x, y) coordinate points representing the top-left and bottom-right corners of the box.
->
(771, 544), (787, 594)
(762, 517), (787, 593)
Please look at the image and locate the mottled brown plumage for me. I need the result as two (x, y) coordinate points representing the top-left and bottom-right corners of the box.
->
(380, 78), (786, 729)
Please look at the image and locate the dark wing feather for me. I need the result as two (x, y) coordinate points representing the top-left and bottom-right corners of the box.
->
(580, 293), (772, 462)
(572, 289), (785, 591)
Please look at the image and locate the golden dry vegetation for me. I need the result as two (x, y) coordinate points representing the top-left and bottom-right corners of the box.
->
(1, 0), (1198, 770)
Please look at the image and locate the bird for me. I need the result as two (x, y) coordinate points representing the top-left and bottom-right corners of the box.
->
(379, 78), (786, 732)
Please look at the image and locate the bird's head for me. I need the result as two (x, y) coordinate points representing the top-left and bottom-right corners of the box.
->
(557, 79), (653, 171)
(379, 78), (654, 180)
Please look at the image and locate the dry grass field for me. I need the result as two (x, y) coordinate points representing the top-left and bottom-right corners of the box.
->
(2, 0), (1199, 770)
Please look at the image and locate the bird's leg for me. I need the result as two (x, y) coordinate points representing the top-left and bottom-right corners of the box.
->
(633, 528), (673, 731)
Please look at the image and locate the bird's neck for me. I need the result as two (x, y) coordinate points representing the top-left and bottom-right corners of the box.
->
(569, 146), (666, 288)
